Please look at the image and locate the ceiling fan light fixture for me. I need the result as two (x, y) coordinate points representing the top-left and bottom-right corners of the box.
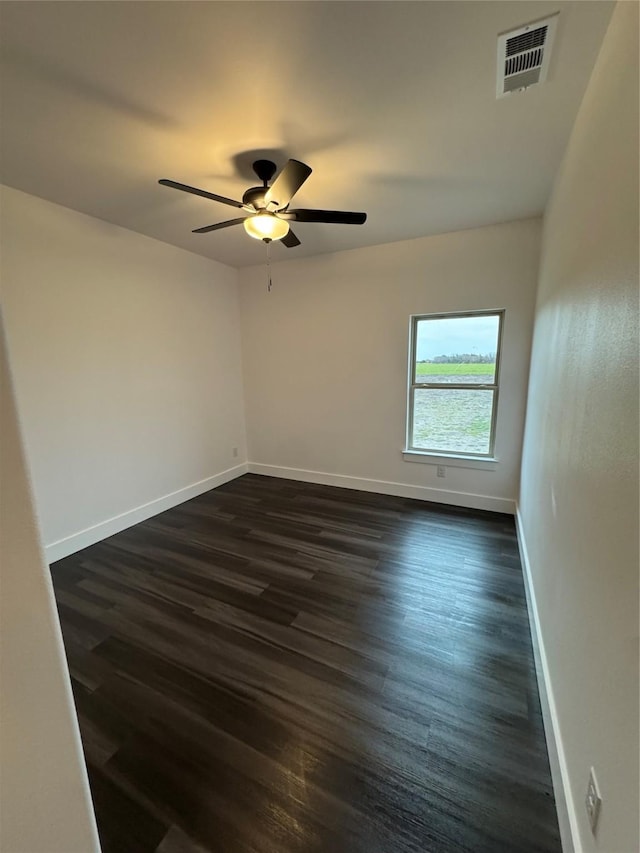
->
(243, 212), (289, 241)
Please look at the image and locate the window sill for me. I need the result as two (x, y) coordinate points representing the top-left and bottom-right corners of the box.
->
(402, 450), (498, 471)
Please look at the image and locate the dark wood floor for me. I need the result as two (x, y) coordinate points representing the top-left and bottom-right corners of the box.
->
(51, 474), (560, 853)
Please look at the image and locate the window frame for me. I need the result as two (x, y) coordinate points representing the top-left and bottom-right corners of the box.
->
(406, 309), (504, 460)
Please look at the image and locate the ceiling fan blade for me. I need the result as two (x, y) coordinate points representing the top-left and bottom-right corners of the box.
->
(192, 218), (246, 233)
(281, 228), (301, 248)
(283, 208), (367, 225)
(159, 179), (244, 209)
(264, 159), (312, 209)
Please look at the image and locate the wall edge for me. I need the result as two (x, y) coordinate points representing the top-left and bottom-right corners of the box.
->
(515, 505), (581, 853)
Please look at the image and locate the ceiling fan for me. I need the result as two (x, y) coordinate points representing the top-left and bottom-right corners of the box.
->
(159, 158), (367, 248)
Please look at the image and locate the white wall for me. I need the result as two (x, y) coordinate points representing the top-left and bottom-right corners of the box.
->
(518, 3), (639, 852)
(239, 218), (540, 512)
(0, 186), (247, 560)
(0, 313), (101, 853)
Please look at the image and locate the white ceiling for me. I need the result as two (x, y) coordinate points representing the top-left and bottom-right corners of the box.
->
(0, 1), (613, 268)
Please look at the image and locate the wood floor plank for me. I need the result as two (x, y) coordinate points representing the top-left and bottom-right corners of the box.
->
(50, 474), (561, 853)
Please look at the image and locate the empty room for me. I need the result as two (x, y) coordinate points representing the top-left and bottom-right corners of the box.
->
(0, 2), (638, 853)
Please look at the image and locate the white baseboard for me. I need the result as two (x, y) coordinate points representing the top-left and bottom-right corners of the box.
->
(247, 463), (515, 514)
(45, 463), (248, 563)
(46, 461), (512, 562)
(515, 506), (580, 853)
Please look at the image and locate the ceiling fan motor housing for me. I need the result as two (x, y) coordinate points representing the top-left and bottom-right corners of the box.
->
(242, 186), (268, 210)
(243, 160), (280, 210)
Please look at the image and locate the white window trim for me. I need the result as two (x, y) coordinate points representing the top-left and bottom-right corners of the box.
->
(402, 450), (498, 471)
(405, 309), (504, 461)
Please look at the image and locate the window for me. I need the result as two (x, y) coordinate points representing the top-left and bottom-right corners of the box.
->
(406, 310), (503, 458)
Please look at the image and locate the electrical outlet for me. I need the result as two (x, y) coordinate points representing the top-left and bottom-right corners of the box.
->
(437, 465), (446, 478)
(585, 767), (602, 835)
(232, 447), (239, 458)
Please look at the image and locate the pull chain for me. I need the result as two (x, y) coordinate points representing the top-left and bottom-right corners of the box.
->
(266, 239), (272, 292)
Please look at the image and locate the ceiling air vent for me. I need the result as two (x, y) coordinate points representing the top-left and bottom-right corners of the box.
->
(496, 14), (558, 98)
